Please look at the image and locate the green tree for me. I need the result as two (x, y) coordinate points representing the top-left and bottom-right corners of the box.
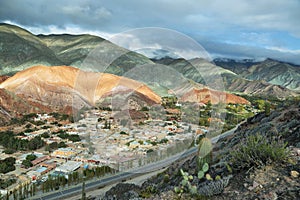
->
(22, 159), (32, 168)
(206, 100), (212, 110)
(265, 101), (271, 116)
(26, 154), (37, 162)
(108, 121), (111, 129)
(68, 134), (81, 142)
(141, 106), (149, 111)
(58, 141), (67, 148)
(41, 132), (50, 138)
(45, 145), (51, 152)
(0, 157), (16, 173)
(49, 142), (58, 150)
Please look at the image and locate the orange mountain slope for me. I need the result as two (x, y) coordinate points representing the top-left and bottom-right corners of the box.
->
(0, 66), (161, 111)
(180, 87), (249, 104)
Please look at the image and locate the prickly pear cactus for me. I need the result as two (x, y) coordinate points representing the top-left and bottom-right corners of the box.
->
(197, 137), (213, 170)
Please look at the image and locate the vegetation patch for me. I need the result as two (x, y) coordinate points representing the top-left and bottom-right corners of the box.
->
(230, 134), (289, 170)
(0, 157), (16, 174)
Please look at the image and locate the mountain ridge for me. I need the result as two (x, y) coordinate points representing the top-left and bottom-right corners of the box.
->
(215, 58), (300, 91)
(153, 57), (298, 99)
(0, 23), (153, 76)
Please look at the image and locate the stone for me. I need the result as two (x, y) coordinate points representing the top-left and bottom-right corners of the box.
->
(290, 170), (299, 178)
(296, 149), (300, 156)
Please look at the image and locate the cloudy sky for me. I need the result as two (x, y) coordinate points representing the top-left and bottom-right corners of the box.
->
(1, 0), (300, 64)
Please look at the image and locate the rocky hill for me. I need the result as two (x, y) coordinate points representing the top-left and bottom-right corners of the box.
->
(0, 64), (252, 126)
(0, 88), (51, 124)
(215, 58), (300, 91)
(0, 23), (153, 76)
(0, 65), (161, 113)
(226, 78), (298, 99)
(101, 99), (300, 200)
(180, 87), (249, 104)
(153, 57), (298, 99)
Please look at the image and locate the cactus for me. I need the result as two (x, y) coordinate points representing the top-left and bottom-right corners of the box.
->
(174, 137), (231, 197)
(197, 162), (209, 179)
(175, 169), (197, 195)
(198, 175), (232, 196)
(197, 137), (213, 171)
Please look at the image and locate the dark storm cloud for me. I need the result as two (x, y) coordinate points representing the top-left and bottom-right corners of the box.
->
(0, 0), (300, 64)
(2, 0), (300, 35)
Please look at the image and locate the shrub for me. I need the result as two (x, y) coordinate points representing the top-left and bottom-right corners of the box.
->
(0, 157), (16, 173)
(58, 142), (67, 148)
(41, 132), (50, 138)
(3, 149), (15, 154)
(120, 131), (128, 135)
(141, 106), (149, 111)
(26, 154), (37, 162)
(163, 174), (170, 183)
(230, 134), (289, 170)
(22, 159), (33, 168)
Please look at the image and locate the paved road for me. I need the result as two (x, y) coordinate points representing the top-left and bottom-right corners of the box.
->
(31, 123), (241, 200)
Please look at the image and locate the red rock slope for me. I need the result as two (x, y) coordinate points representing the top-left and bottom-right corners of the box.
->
(180, 87), (249, 104)
(0, 66), (161, 111)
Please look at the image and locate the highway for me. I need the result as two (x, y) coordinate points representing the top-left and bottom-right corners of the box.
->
(31, 123), (241, 200)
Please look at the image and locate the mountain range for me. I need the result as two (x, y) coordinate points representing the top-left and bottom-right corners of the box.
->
(214, 58), (300, 91)
(0, 23), (299, 123)
(153, 57), (299, 98)
(1, 23), (299, 95)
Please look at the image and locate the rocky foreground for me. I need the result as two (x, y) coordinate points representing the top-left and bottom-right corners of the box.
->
(98, 100), (300, 200)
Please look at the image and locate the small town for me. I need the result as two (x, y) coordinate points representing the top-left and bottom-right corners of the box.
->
(0, 105), (207, 198)
(0, 89), (262, 200)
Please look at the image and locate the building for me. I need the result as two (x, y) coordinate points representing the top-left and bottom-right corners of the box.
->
(34, 113), (51, 121)
(31, 155), (50, 166)
(54, 161), (82, 174)
(40, 161), (56, 171)
(51, 148), (77, 159)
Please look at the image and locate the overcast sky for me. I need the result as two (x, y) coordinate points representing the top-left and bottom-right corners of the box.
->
(1, 0), (300, 64)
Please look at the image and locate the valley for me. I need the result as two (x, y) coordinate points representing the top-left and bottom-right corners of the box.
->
(0, 23), (298, 200)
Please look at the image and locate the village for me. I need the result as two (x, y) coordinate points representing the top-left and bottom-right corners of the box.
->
(0, 107), (206, 197)
(0, 93), (259, 199)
